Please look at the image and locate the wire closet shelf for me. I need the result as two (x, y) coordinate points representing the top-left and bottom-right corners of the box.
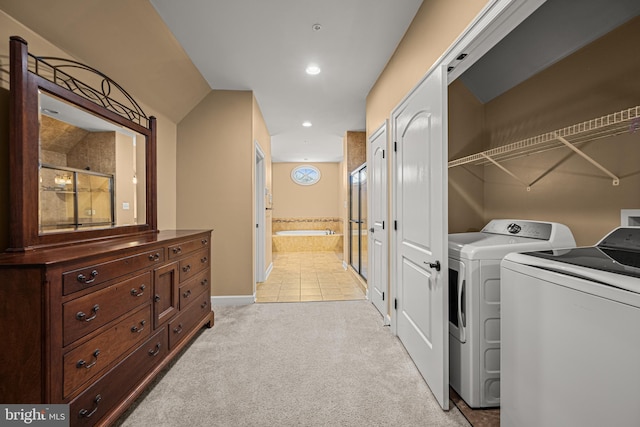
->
(448, 106), (640, 169)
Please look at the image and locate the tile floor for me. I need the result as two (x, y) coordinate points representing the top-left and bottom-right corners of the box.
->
(450, 388), (500, 427)
(256, 251), (366, 303)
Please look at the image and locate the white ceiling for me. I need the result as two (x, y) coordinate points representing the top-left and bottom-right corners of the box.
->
(149, 0), (423, 163)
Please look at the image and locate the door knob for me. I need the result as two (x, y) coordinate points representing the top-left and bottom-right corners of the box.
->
(425, 260), (441, 271)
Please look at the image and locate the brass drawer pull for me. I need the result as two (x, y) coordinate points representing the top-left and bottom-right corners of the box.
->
(201, 238), (208, 245)
(172, 246), (182, 254)
(131, 320), (146, 334)
(154, 294), (161, 302)
(201, 300), (208, 309)
(173, 323), (183, 334)
(201, 278), (208, 286)
(201, 256), (208, 264)
(183, 289), (192, 299)
(76, 349), (100, 369)
(79, 394), (102, 418)
(77, 270), (98, 284)
(148, 343), (161, 357)
(130, 284), (146, 297)
(182, 265), (191, 273)
(76, 304), (100, 322)
(148, 253), (160, 261)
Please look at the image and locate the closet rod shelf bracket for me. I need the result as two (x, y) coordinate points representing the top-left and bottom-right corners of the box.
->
(480, 153), (531, 191)
(554, 134), (620, 186)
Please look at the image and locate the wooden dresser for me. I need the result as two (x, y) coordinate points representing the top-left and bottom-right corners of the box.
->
(0, 229), (214, 426)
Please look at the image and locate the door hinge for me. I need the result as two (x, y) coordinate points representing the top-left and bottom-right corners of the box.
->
(382, 221), (385, 230)
(382, 149), (385, 159)
(256, 224), (259, 228)
(394, 220), (398, 230)
(394, 298), (398, 310)
(394, 141), (398, 152)
(382, 291), (385, 301)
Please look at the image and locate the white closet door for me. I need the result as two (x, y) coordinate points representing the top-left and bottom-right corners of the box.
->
(393, 65), (449, 410)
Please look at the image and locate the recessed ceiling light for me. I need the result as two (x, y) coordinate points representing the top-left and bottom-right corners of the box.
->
(302, 121), (312, 127)
(305, 64), (321, 75)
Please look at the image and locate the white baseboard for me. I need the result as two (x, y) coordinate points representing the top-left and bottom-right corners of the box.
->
(265, 262), (273, 280)
(342, 260), (348, 270)
(211, 295), (255, 306)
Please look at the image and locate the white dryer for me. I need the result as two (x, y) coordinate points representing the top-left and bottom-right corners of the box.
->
(448, 219), (576, 408)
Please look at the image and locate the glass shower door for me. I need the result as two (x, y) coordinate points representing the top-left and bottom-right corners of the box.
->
(360, 167), (368, 279)
(350, 169), (360, 273)
(349, 164), (367, 279)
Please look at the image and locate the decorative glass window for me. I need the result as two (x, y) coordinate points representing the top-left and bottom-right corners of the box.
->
(291, 165), (321, 186)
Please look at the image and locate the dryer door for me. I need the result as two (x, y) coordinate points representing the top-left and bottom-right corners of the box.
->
(448, 258), (466, 343)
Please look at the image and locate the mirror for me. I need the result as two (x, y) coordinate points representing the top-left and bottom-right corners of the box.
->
(38, 91), (146, 234)
(8, 36), (157, 251)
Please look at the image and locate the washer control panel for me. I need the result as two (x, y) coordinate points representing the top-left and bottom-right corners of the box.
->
(482, 219), (553, 240)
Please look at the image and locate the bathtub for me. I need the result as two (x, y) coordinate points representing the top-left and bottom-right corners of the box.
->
(272, 230), (343, 252)
(276, 230), (333, 236)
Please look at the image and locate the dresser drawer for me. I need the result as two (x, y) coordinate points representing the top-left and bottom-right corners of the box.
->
(178, 249), (209, 282)
(168, 294), (211, 349)
(63, 272), (151, 346)
(179, 269), (210, 310)
(167, 235), (210, 260)
(69, 328), (168, 426)
(63, 306), (151, 398)
(63, 249), (165, 295)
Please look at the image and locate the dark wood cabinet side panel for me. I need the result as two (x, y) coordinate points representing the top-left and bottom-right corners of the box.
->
(0, 268), (45, 403)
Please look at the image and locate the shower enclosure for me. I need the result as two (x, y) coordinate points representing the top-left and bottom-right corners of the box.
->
(349, 163), (367, 279)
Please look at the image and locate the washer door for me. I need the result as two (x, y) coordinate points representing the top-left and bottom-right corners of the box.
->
(448, 258), (466, 343)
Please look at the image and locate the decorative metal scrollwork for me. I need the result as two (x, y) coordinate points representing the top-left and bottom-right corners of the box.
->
(28, 54), (149, 127)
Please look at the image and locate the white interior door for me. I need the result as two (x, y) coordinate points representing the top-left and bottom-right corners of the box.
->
(392, 65), (449, 410)
(368, 122), (388, 321)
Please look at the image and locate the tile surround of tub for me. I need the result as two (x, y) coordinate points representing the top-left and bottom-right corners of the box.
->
(273, 217), (343, 234)
(272, 234), (343, 253)
(272, 217), (344, 253)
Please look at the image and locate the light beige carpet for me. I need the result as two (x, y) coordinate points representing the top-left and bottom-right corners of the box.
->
(116, 301), (471, 427)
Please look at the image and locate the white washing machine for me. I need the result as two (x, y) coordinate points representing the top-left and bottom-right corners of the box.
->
(501, 227), (640, 427)
(448, 219), (576, 408)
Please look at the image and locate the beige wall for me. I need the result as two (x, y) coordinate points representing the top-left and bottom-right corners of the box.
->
(448, 79), (486, 233)
(176, 90), (254, 297)
(366, 0), (489, 136)
(272, 162), (340, 219)
(478, 16), (640, 246)
(0, 1), (210, 124)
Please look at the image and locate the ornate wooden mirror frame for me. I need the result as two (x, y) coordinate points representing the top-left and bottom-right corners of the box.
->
(9, 36), (157, 251)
